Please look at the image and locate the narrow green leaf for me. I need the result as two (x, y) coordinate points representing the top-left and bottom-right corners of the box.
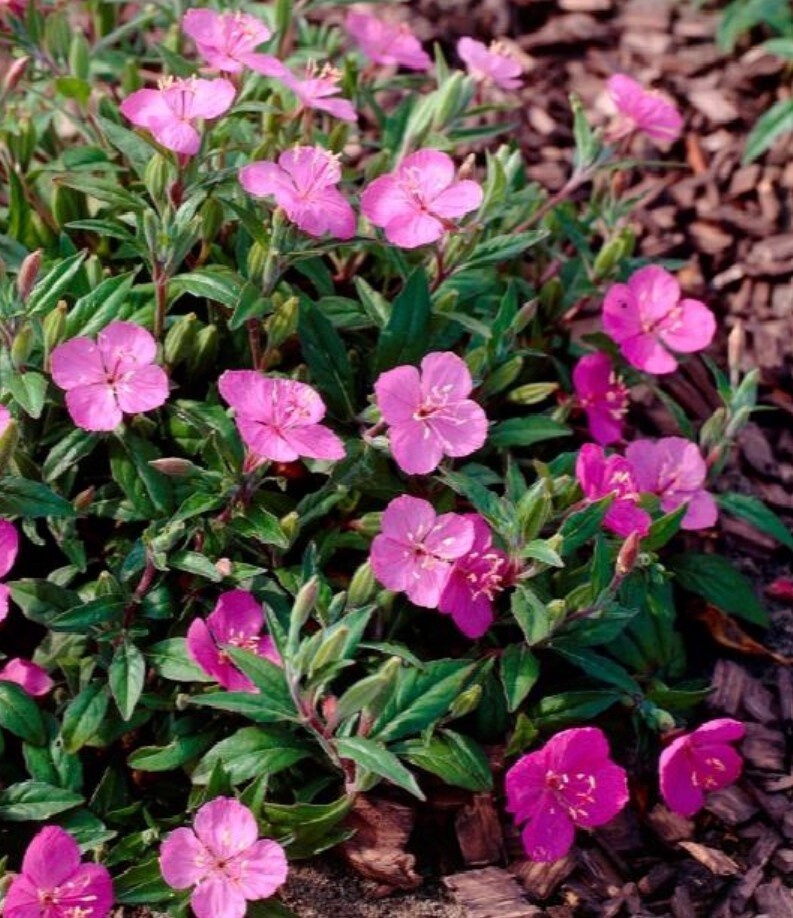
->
(718, 493), (793, 551)
(0, 682), (47, 745)
(669, 553), (768, 626)
(297, 299), (356, 420)
(375, 268), (432, 373)
(335, 736), (425, 800)
(61, 682), (110, 753)
(109, 642), (145, 720)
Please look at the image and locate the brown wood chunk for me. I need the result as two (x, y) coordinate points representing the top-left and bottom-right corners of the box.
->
(455, 795), (506, 867)
(443, 867), (542, 917)
(677, 842), (741, 876)
(510, 854), (577, 901)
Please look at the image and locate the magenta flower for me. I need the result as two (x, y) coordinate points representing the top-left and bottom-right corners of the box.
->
(602, 266), (716, 375)
(0, 658), (53, 697)
(506, 727), (629, 862)
(278, 63), (357, 122)
(660, 719), (745, 817)
(186, 590), (280, 693)
(345, 9), (431, 71)
(0, 404), (10, 435)
(457, 37), (522, 91)
(240, 146), (356, 240)
(374, 351), (488, 475)
(160, 797), (288, 918)
(607, 74), (683, 144)
(576, 443), (651, 538)
(50, 321), (169, 432)
(625, 437), (717, 530)
(572, 352), (629, 446)
(182, 8), (284, 77)
(218, 371), (345, 464)
(0, 519), (18, 624)
(438, 515), (508, 638)
(361, 150), (483, 249)
(4, 825), (114, 918)
(120, 76), (236, 156)
(370, 495), (474, 608)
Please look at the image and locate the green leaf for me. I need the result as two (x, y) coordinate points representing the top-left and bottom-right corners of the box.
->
(463, 230), (548, 270)
(95, 115), (157, 177)
(552, 647), (642, 696)
(744, 97), (793, 164)
(522, 539), (564, 567)
(228, 504), (290, 549)
(0, 781), (84, 821)
(717, 0), (791, 51)
(66, 271), (137, 337)
(500, 644), (540, 712)
(718, 493), (793, 551)
(7, 579), (80, 625)
(55, 175), (144, 211)
(532, 690), (622, 728)
(643, 504), (687, 552)
(148, 638), (213, 682)
(0, 682), (47, 745)
(225, 647), (299, 719)
(395, 729), (492, 792)
(5, 371), (47, 419)
(669, 553), (768, 626)
(193, 727), (313, 785)
(191, 690), (297, 724)
(114, 857), (179, 906)
(170, 268), (245, 308)
(335, 736), (425, 800)
(297, 299), (356, 419)
(61, 682), (110, 753)
(510, 585), (551, 644)
(127, 732), (215, 771)
(26, 252), (86, 316)
(488, 417), (571, 449)
(0, 477), (75, 518)
(762, 37), (793, 59)
(170, 550), (223, 582)
(42, 428), (99, 482)
(109, 642), (145, 721)
(375, 268), (432, 373)
(49, 597), (125, 632)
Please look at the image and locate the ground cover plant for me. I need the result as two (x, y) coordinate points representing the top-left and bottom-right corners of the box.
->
(0, 0), (788, 914)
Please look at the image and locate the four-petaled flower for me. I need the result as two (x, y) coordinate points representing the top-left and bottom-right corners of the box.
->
(374, 351), (488, 475)
(240, 146), (357, 240)
(606, 74), (683, 144)
(438, 514), (508, 638)
(0, 519), (18, 624)
(576, 443), (651, 538)
(626, 436), (718, 530)
(120, 76), (236, 156)
(159, 797), (288, 918)
(572, 352), (629, 446)
(660, 718), (745, 816)
(186, 590), (280, 693)
(278, 63), (357, 122)
(506, 727), (629, 862)
(219, 371), (345, 463)
(4, 825), (114, 918)
(457, 37), (522, 91)
(361, 149), (483, 248)
(603, 265), (716, 375)
(181, 9), (284, 77)
(0, 658), (53, 696)
(370, 495), (474, 608)
(50, 321), (169, 432)
(345, 9), (431, 71)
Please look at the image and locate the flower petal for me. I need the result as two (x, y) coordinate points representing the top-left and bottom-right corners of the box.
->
(20, 826), (81, 888)
(115, 365), (169, 415)
(519, 793), (576, 862)
(375, 365), (422, 425)
(65, 384), (122, 432)
(191, 875), (247, 918)
(194, 797), (259, 861)
(0, 520), (19, 578)
(50, 338), (107, 390)
(230, 838), (288, 900)
(659, 297), (716, 354)
(97, 321), (157, 370)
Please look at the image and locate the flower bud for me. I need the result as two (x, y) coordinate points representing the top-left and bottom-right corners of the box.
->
(0, 419), (19, 473)
(185, 324), (218, 379)
(43, 12), (72, 63)
(74, 487), (95, 512)
(592, 236), (626, 279)
(2, 57), (30, 96)
(16, 249), (41, 301)
(309, 626), (349, 675)
(51, 184), (87, 228)
(199, 197), (224, 244)
(246, 241), (269, 285)
(68, 33), (91, 81)
(432, 71), (468, 129)
(448, 684), (483, 719)
(96, 570), (121, 595)
(292, 576), (318, 630)
(10, 325), (34, 369)
(148, 457), (199, 477)
(144, 154), (174, 204)
(616, 530), (641, 576)
(84, 255), (104, 289)
(215, 557), (233, 578)
(163, 312), (198, 367)
(42, 301), (68, 352)
(265, 296), (298, 350)
(327, 121), (349, 154)
(538, 278), (562, 315)
(347, 561), (376, 608)
(279, 511), (299, 543)
(349, 512), (382, 538)
(122, 59), (142, 95)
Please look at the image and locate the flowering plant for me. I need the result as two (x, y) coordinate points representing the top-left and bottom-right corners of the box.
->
(0, 0), (777, 910)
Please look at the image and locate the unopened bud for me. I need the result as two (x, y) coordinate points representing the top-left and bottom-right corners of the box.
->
(728, 319), (745, 387)
(265, 296), (298, 350)
(148, 457), (198, 477)
(185, 324), (218, 378)
(10, 325), (34, 368)
(68, 33), (91, 81)
(347, 561), (376, 607)
(121, 58), (142, 95)
(51, 184), (86, 227)
(96, 570), (121, 595)
(448, 684), (483, 719)
(349, 512), (382, 538)
(592, 236), (626, 279)
(309, 626), (349, 675)
(43, 300), (68, 352)
(215, 557), (233, 578)
(144, 154), (173, 204)
(246, 241), (269, 285)
(0, 418), (19, 472)
(292, 576), (318, 629)
(16, 249), (41, 301)
(279, 511), (299, 543)
(163, 312), (198, 367)
(616, 530), (641, 576)
(3, 56), (29, 96)
(539, 278), (562, 314)
(74, 486), (95, 511)
(456, 152), (476, 182)
(199, 197), (224, 244)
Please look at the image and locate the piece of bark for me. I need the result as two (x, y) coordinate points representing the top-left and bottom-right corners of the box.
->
(730, 828), (782, 911)
(338, 796), (421, 894)
(689, 88), (739, 122)
(647, 804), (694, 843)
(455, 795), (506, 867)
(510, 854), (576, 901)
(677, 842), (741, 876)
(754, 880), (793, 918)
(705, 785), (758, 825)
(772, 848), (793, 874)
(742, 722), (786, 771)
(671, 884), (697, 918)
(443, 867), (542, 917)
(710, 660), (750, 716)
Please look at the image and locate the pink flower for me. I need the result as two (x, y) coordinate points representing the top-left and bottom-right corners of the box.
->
(576, 443), (651, 538)
(602, 266), (716, 375)
(4, 825), (114, 918)
(438, 515), (508, 638)
(625, 437), (717, 530)
(660, 719), (745, 817)
(0, 658), (53, 696)
(506, 727), (629, 862)
(0, 0), (26, 19)
(160, 797), (288, 918)
(239, 146), (356, 240)
(607, 74), (683, 144)
(361, 150), (483, 249)
(374, 351), (488, 475)
(0, 519), (18, 624)
(277, 63), (357, 122)
(219, 371), (345, 463)
(50, 321), (169, 432)
(457, 37), (522, 91)
(120, 76), (236, 156)
(0, 404), (10, 435)
(370, 495), (474, 608)
(181, 8), (284, 77)
(345, 9), (431, 71)
(186, 590), (280, 693)
(573, 352), (629, 446)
